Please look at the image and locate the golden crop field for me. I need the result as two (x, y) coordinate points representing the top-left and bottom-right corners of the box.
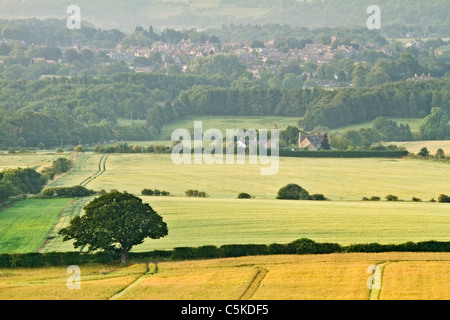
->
(0, 253), (448, 300)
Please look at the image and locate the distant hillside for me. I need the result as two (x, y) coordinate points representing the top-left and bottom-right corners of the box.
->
(0, 0), (449, 35)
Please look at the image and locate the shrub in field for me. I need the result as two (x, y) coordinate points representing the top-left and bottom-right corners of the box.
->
(411, 197), (422, 202)
(309, 194), (328, 201)
(385, 194), (399, 201)
(41, 157), (73, 180)
(277, 184), (309, 200)
(141, 189), (170, 196)
(74, 145), (84, 153)
(237, 192), (252, 199)
(435, 148), (445, 159)
(41, 185), (95, 198)
(363, 196), (381, 201)
(417, 147), (430, 157)
(438, 194), (450, 203)
(142, 189), (154, 196)
(185, 189), (208, 197)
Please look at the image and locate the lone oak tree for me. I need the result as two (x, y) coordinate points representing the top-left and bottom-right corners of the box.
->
(59, 191), (168, 264)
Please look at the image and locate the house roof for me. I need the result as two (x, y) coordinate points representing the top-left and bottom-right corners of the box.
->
(299, 134), (326, 146)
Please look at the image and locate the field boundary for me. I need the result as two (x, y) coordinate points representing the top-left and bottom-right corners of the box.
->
(35, 199), (77, 253)
(37, 198), (92, 253)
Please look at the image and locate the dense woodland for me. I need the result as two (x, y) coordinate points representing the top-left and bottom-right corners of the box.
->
(0, 73), (449, 149)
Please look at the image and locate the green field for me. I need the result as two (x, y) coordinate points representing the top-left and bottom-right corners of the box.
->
(123, 198), (450, 251)
(329, 117), (426, 135)
(82, 153), (449, 201)
(1, 253), (449, 300)
(2, 151), (450, 254)
(32, 152), (450, 252)
(39, 196), (450, 252)
(0, 198), (72, 253)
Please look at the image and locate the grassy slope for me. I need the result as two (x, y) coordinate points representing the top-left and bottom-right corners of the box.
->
(42, 196), (450, 252)
(0, 198), (72, 253)
(85, 153), (449, 201)
(132, 197), (450, 251)
(329, 117), (425, 135)
(36, 152), (450, 251)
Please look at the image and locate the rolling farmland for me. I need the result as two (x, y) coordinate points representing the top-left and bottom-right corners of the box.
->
(83, 153), (449, 201)
(0, 150), (449, 301)
(0, 198), (72, 253)
(0, 253), (448, 300)
(1, 152), (449, 253)
(38, 196), (450, 253)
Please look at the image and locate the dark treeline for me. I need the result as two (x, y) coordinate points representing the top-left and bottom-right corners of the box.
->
(1, 74), (449, 149)
(0, 73), (229, 148)
(172, 79), (450, 131)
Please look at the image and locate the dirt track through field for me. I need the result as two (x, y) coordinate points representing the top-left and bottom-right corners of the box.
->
(79, 154), (109, 187)
(239, 267), (268, 300)
(109, 262), (159, 300)
(367, 261), (390, 300)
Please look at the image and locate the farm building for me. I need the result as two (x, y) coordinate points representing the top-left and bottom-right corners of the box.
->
(298, 133), (330, 151)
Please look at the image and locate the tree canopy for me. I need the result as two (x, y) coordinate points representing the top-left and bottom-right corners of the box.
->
(59, 191), (168, 264)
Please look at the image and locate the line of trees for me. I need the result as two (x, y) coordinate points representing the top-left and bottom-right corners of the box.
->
(1, 74), (449, 149)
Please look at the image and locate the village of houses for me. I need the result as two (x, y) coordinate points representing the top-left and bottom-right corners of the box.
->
(109, 36), (395, 87)
(6, 35), (432, 86)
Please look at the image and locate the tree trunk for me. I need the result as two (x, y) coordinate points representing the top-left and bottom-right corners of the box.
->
(120, 247), (128, 265)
